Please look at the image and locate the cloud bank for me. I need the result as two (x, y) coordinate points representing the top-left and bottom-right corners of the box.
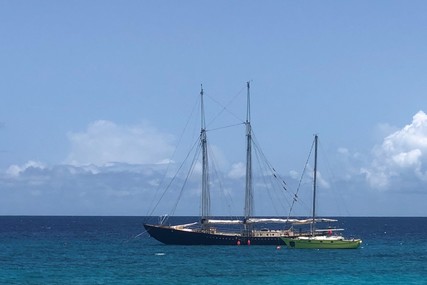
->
(0, 121), (180, 215)
(2, 113), (427, 216)
(65, 120), (175, 166)
(362, 111), (427, 191)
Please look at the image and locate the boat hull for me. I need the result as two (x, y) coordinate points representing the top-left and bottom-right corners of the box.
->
(144, 224), (287, 245)
(281, 237), (362, 249)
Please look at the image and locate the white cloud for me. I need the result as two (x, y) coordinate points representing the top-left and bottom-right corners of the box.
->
(0, 161), (169, 215)
(4, 113), (427, 216)
(228, 162), (246, 179)
(289, 170), (299, 179)
(316, 171), (330, 189)
(6, 160), (46, 177)
(337, 147), (349, 155)
(363, 110), (427, 190)
(65, 120), (175, 166)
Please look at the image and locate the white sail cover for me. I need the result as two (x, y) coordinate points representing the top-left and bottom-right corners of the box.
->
(291, 218), (338, 225)
(207, 218), (304, 224)
(204, 219), (243, 225)
(202, 218), (337, 225)
(245, 218), (300, 224)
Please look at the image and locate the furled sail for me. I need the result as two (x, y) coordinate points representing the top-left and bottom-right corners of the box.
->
(245, 218), (299, 224)
(203, 219), (243, 225)
(291, 218), (338, 225)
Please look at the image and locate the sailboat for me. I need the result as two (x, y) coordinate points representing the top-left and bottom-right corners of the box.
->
(281, 135), (362, 249)
(144, 82), (301, 245)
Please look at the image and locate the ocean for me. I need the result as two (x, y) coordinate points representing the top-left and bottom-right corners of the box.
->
(0, 216), (426, 284)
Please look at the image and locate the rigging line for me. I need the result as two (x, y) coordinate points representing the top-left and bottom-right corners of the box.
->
(144, 95), (200, 218)
(249, 129), (296, 214)
(121, 230), (150, 244)
(207, 145), (237, 218)
(169, 141), (202, 217)
(252, 139), (292, 213)
(250, 132), (293, 211)
(288, 138), (315, 219)
(251, 132), (290, 191)
(252, 144), (280, 216)
(318, 141), (351, 216)
(147, 137), (200, 218)
(207, 122), (245, 133)
(134, 231), (148, 239)
(205, 84), (247, 128)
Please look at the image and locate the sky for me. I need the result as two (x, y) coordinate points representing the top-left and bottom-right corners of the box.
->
(1, 1), (427, 216)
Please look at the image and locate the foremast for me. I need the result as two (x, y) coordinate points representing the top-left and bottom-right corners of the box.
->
(244, 81), (254, 233)
(200, 85), (211, 229)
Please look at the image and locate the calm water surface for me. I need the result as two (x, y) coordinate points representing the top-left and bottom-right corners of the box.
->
(0, 216), (426, 284)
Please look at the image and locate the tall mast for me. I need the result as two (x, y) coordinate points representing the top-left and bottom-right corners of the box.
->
(244, 81), (253, 221)
(200, 85), (210, 223)
(311, 134), (318, 235)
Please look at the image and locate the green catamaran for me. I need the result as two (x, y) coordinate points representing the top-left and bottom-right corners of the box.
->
(281, 135), (362, 249)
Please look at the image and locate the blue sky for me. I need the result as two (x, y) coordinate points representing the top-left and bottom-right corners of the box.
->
(1, 1), (427, 216)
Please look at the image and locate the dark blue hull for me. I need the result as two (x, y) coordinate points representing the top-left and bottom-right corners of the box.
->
(144, 224), (286, 245)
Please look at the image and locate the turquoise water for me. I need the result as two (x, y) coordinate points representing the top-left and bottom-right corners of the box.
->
(0, 217), (426, 284)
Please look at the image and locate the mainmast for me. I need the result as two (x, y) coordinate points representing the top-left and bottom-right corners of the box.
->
(311, 134), (318, 236)
(244, 82), (253, 224)
(200, 85), (211, 224)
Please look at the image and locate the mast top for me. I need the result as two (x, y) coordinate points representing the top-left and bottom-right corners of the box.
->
(200, 84), (206, 131)
(246, 81), (251, 124)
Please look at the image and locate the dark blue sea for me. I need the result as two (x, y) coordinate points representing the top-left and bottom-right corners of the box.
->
(0, 216), (426, 284)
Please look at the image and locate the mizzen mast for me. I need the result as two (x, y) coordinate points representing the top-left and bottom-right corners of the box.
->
(244, 82), (253, 224)
(200, 85), (211, 224)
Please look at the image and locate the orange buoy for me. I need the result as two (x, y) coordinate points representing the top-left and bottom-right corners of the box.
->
(237, 240), (241, 246)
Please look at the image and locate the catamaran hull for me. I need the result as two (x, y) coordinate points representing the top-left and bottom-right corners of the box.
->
(144, 224), (286, 245)
(281, 237), (362, 249)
